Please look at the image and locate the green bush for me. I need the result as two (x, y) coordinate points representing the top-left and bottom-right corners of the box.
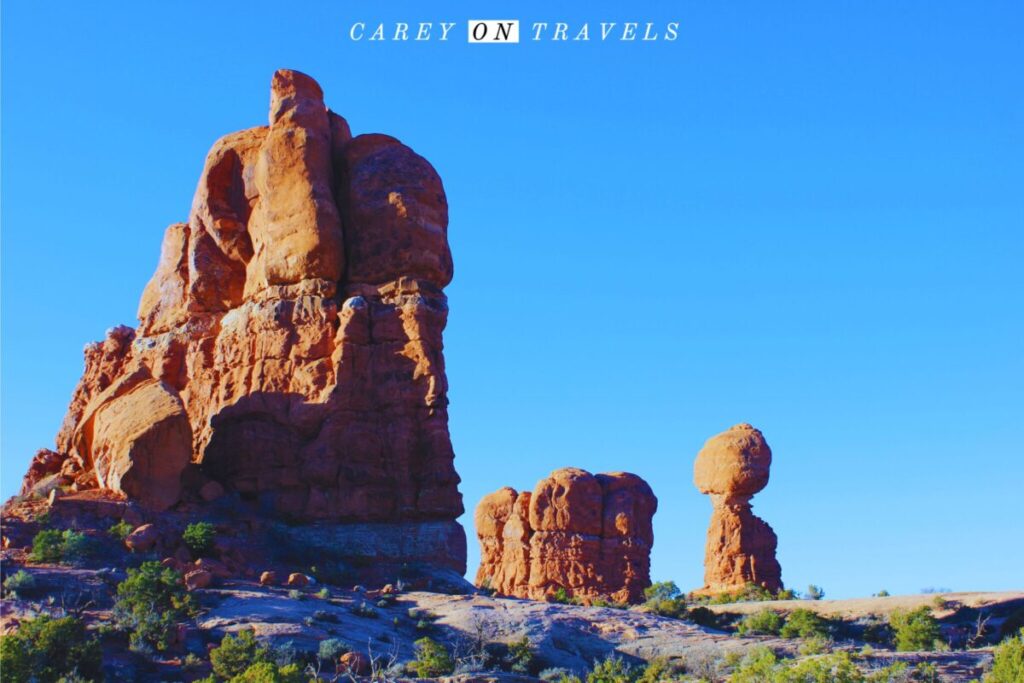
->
(636, 657), (679, 683)
(29, 529), (96, 565)
(411, 637), (454, 677)
(318, 637), (348, 663)
(61, 530), (97, 565)
(889, 606), (941, 651)
(507, 636), (537, 674)
(552, 586), (581, 605)
(728, 647), (865, 683)
(704, 582), (778, 605)
(643, 581), (687, 619)
(3, 570), (38, 599)
(985, 629), (1024, 683)
(182, 521), (216, 556)
(779, 608), (830, 639)
(108, 520), (133, 541)
(736, 608), (783, 636)
(113, 561), (196, 650)
(0, 615), (102, 683)
(688, 605), (718, 628)
(210, 661), (304, 683)
(30, 529), (66, 563)
(587, 654), (637, 683)
(209, 629), (269, 679)
(806, 584), (825, 600)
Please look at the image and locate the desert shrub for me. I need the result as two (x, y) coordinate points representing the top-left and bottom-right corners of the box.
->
(61, 530), (98, 565)
(736, 608), (783, 636)
(797, 635), (832, 655)
(729, 647), (865, 683)
(30, 529), (66, 563)
(411, 637), (454, 677)
(218, 661), (304, 683)
(507, 636), (537, 674)
(889, 606), (941, 651)
(318, 637), (348, 663)
(587, 654), (637, 683)
(780, 608), (830, 639)
(182, 521), (216, 556)
(0, 615), (102, 683)
(806, 584), (825, 600)
(874, 589), (891, 597)
(29, 529), (96, 566)
(915, 661), (938, 683)
(113, 560), (196, 650)
(776, 588), (798, 600)
(539, 667), (576, 683)
(316, 587), (329, 599)
(688, 605), (719, 628)
(636, 657), (680, 683)
(210, 629), (270, 678)
(108, 519), (133, 541)
(728, 647), (778, 683)
(644, 581), (687, 619)
(287, 589), (303, 601)
(351, 601), (377, 618)
(703, 582), (777, 605)
(985, 629), (1024, 683)
(3, 570), (38, 599)
(552, 586), (581, 605)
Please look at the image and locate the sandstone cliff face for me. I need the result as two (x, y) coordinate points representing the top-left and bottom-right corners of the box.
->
(475, 468), (657, 604)
(693, 423), (782, 594)
(23, 70), (464, 572)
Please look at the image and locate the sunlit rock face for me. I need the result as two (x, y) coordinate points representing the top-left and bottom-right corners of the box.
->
(25, 69), (464, 574)
(693, 423), (782, 594)
(475, 468), (657, 604)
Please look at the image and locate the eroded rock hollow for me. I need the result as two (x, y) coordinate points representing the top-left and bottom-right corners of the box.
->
(474, 468), (657, 604)
(693, 423), (782, 594)
(20, 69), (465, 573)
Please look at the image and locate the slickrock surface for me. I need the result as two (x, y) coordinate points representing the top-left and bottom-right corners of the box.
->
(15, 69), (464, 573)
(475, 468), (657, 604)
(693, 423), (782, 594)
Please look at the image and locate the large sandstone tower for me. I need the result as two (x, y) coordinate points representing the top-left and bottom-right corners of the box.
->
(18, 70), (465, 574)
(693, 423), (782, 594)
(475, 468), (657, 604)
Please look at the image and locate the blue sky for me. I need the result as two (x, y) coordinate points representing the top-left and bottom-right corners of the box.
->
(2, 1), (1021, 598)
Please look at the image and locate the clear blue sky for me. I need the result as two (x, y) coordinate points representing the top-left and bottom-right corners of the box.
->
(2, 1), (1021, 598)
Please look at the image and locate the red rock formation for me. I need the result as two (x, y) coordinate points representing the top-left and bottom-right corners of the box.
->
(19, 69), (465, 573)
(475, 468), (657, 604)
(693, 423), (782, 594)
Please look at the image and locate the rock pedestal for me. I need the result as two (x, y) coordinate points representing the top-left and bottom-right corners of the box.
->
(19, 69), (465, 575)
(693, 423), (782, 594)
(475, 468), (657, 604)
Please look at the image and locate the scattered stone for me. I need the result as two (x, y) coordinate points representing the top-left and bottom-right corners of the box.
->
(125, 524), (159, 552)
(286, 573), (309, 588)
(184, 569), (213, 590)
(338, 651), (370, 675)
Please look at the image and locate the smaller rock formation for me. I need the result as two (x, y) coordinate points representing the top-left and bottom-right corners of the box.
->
(693, 423), (782, 594)
(475, 468), (657, 604)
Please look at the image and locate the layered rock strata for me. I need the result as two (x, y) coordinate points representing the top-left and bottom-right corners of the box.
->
(693, 423), (782, 594)
(475, 468), (657, 604)
(20, 69), (465, 573)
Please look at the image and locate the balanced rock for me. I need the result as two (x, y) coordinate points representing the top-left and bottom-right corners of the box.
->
(693, 423), (782, 594)
(475, 468), (657, 604)
(20, 69), (465, 576)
